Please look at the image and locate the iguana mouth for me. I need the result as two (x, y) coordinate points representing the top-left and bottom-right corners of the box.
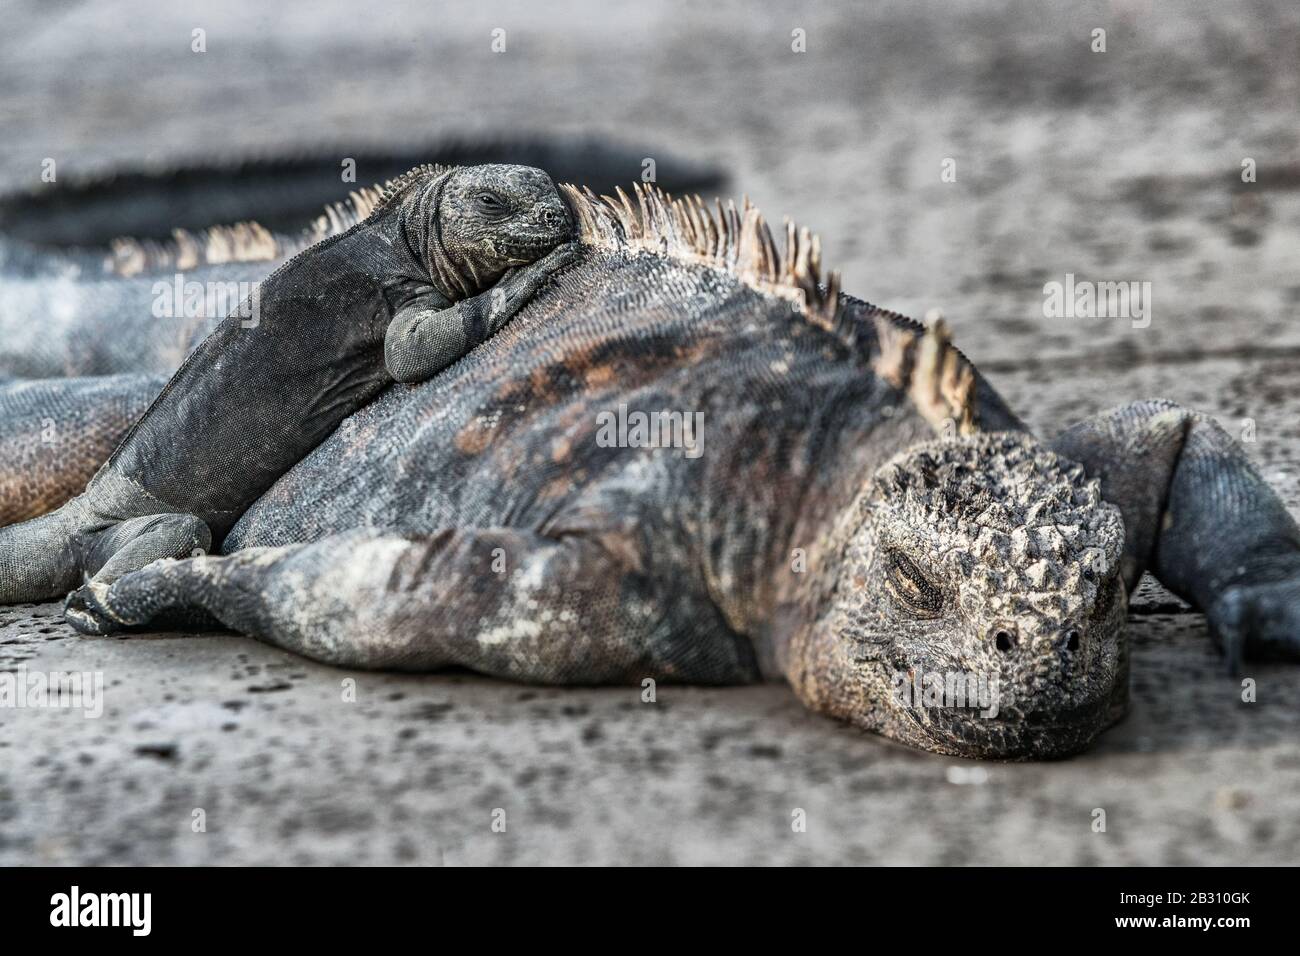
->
(907, 698), (1109, 759)
(500, 240), (561, 261)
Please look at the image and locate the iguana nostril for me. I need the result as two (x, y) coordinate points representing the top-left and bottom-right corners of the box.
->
(1065, 629), (1081, 652)
(995, 629), (1016, 653)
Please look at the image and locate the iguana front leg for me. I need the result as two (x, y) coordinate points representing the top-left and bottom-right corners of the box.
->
(385, 242), (580, 383)
(73, 526), (757, 684)
(1051, 399), (1300, 666)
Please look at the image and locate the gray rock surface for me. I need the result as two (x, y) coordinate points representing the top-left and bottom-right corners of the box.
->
(1, 0), (1298, 864)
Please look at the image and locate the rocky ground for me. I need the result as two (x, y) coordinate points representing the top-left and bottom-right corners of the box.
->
(0, 0), (1297, 864)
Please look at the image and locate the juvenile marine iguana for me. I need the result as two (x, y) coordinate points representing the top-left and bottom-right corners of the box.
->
(0, 143), (646, 518)
(0, 163), (577, 628)
(55, 185), (1300, 760)
(0, 173), (544, 381)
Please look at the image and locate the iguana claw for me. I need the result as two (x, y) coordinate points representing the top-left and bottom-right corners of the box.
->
(63, 581), (127, 636)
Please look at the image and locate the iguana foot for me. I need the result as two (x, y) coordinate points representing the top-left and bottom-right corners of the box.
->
(384, 240), (581, 383)
(65, 557), (188, 635)
(1052, 400), (1300, 679)
(1206, 558), (1300, 671)
(56, 512), (211, 630)
(64, 581), (129, 635)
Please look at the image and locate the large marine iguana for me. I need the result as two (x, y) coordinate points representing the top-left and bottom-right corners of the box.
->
(32, 185), (1298, 760)
(0, 163), (578, 629)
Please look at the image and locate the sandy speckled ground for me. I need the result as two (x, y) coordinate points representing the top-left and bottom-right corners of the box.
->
(0, 0), (1297, 864)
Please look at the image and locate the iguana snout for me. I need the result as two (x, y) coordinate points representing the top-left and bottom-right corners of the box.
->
(794, 432), (1131, 759)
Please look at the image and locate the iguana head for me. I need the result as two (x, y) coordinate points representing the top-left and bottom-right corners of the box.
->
(793, 432), (1129, 759)
(397, 163), (572, 300)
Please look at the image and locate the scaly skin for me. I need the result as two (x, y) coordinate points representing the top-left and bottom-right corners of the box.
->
(6, 185), (1299, 759)
(0, 164), (576, 626)
(0, 374), (164, 525)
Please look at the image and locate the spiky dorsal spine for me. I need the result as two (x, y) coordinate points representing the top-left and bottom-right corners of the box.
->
(561, 182), (840, 325)
(561, 181), (980, 434)
(871, 315), (977, 436)
(108, 219), (284, 277)
(364, 163), (455, 214)
(105, 165), (450, 277)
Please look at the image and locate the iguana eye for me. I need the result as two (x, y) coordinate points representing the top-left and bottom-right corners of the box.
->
(883, 550), (944, 616)
(476, 192), (508, 215)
